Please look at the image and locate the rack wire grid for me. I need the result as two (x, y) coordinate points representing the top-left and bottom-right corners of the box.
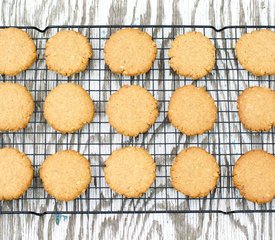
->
(0, 25), (274, 215)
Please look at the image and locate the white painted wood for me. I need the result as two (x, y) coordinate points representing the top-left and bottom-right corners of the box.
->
(0, 0), (274, 239)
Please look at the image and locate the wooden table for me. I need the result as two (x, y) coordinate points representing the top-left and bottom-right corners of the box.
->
(0, 0), (274, 239)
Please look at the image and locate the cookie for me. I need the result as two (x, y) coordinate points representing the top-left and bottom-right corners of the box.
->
(237, 86), (275, 131)
(40, 150), (91, 201)
(0, 28), (37, 76)
(104, 147), (156, 198)
(235, 29), (275, 76)
(0, 82), (34, 131)
(169, 31), (215, 80)
(104, 28), (157, 76)
(45, 30), (92, 76)
(0, 148), (33, 200)
(168, 85), (217, 135)
(170, 147), (220, 198)
(233, 150), (275, 204)
(106, 85), (158, 136)
(44, 83), (94, 133)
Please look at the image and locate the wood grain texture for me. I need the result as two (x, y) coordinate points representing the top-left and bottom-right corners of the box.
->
(0, 0), (275, 239)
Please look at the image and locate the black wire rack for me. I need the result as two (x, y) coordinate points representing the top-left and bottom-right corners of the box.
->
(0, 25), (274, 215)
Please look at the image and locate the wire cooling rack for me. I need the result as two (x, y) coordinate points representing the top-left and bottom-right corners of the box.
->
(0, 25), (274, 215)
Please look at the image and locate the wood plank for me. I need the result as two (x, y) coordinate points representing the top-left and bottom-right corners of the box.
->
(0, 0), (274, 239)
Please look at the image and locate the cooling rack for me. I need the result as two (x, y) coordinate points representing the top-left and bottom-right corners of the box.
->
(0, 25), (274, 215)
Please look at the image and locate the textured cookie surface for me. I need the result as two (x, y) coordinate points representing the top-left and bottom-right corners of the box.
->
(168, 85), (217, 135)
(233, 150), (275, 204)
(237, 86), (275, 131)
(236, 30), (275, 76)
(40, 150), (91, 201)
(0, 28), (37, 76)
(104, 28), (157, 76)
(45, 30), (92, 76)
(44, 83), (94, 133)
(170, 147), (220, 198)
(0, 82), (34, 131)
(169, 31), (215, 79)
(106, 85), (158, 136)
(104, 147), (156, 198)
(0, 148), (33, 200)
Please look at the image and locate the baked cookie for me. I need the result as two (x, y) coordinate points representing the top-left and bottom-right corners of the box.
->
(106, 85), (158, 136)
(0, 82), (34, 131)
(237, 86), (275, 131)
(169, 31), (215, 79)
(168, 85), (217, 135)
(40, 150), (91, 201)
(44, 83), (94, 133)
(0, 148), (33, 200)
(170, 147), (220, 198)
(235, 29), (275, 76)
(104, 28), (157, 76)
(45, 30), (92, 76)
(0, 28), (37, 76)
(104, 147), (156, 198)
(233, 150), (275, 204)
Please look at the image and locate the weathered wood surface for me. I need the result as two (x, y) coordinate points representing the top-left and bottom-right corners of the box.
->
(0, 0), (274, 239)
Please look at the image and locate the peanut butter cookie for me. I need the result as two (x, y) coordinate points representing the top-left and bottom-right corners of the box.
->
(237, 86), (275, 131)
(104, 147), (156, 198)
(44, 83), (94, 133)
(168, 85), (217, 135)
(106, 85), (158, 136)
(45, 30), (92, 76)
(104, 28), (157, 76)
(236, 29), (275, 76)
(40, 150), (91, 201)
(169, 32), (215, 79)
(0, 148), (33, 200)
(171, 147), (220, 198)
(233, 150), (275, 204)
(0, 82), (34, 131)
(0, 28), (37, 76)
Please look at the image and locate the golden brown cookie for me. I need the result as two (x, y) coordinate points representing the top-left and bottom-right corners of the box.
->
(170, 147), (220, 198)
(0, 82), (34, 131)
(106, 85), (158, 136)
(45, 30), (92, 76)
(104, 147), (156, 198)
(0, 148), (33, 200)
(235, 30), (275, 76)
(237, 86), (275, 131)
(104, 28), (157, 76)
(168, 85), (217, 135)
(44, 83), (94, 133)
(40, 150), (91, 201)
(0, 28), (37, 76)
(169, 31), (215, 80)
(233, 150), (275, 204)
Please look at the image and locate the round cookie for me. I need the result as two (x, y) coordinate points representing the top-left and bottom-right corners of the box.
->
(106, 85), (158, 136)
(0, 82), (34, 131)
(0, 28), (37, 76)
(168, 85), (217, 136)
(44, 83), (94, 133)
(104, 147), (156, 198)
(170, 147), (220, 198)
(0, 148), (33, 200)
(168, 31), (215, 80)
(235, 29), (275, 76)
(40, 150), (91, 201)
(237, 86), (275, 131)
(45, 30), (92, 76)
(233, 150), (275, 204)
(104, 28), (157, 76)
